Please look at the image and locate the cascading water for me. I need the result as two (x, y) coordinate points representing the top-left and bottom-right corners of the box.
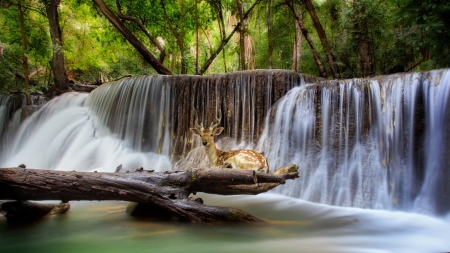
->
(258, 69), (450, 216)
(0, 93), (47, 155)
(1, 70), (450, 253)
(0, 70), (303, 172)
(0, 92), (171, 172)
(85, 75), (174, 156)
(0, 95), (12, 140)
(2, 70), (449, 215)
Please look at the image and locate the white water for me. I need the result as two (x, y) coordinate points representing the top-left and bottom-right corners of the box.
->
(258, 70), (450, 216)
(0, 92), (171, 172)
(1, 71), (450, 252)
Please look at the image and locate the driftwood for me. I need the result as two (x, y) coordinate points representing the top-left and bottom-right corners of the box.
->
(0, 166), (298, 223)
(1, 201), (70, 222)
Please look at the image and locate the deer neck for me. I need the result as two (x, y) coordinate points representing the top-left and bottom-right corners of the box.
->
(204, 142), (222, 167)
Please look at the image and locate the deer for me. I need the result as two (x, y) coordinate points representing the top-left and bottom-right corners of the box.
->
(190, 109), (270, 173)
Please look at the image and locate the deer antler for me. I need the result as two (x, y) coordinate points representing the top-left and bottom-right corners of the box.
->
(193, 109), (204, 130)
(209, 109), (222, 129)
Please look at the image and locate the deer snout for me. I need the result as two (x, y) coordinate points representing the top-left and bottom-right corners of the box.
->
(202, 141), (208, 146)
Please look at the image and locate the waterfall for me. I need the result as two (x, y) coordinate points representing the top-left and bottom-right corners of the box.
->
(1, 69), (449, 216)
(84, 70), (304, 160)
(0, 70), (304, 172)
(0, 93), (47, 154)
(0, 92), (171, 172)
(259, 69), (450, 216)
(0, 95), (12, 140)
(0, 94), (20, 140)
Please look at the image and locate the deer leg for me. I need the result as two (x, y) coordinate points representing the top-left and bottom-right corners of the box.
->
(220, 162), (233, 169)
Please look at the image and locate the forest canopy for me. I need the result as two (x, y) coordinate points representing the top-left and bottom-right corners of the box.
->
(1, 0), (449, 95)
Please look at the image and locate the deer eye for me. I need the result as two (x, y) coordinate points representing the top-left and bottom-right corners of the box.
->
(210, 134), (213, 136)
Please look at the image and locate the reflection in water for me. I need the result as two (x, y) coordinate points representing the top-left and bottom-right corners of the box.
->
(1, 194), (449, 253)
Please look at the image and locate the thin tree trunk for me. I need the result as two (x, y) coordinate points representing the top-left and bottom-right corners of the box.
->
(160, 0), (186, 74)
(195, 0), (199, 74)
(303, 0), (338, 78)
(18, 3), (32, 105)
(292, 11), (302, 72)
(285, 0), (327, 78)
(236, 0), (246, 70)
(353, 0), (372, 77)
(267, 0), (273, 68)
(197, 0), (261, 75)
(209, 0), (228, 73)
(180, 0), (186, 74)
(222, 50), (228, 73)
(338, 0), (349, 75)
(92, 0), (172, 75)
(45, 0), (70, 95)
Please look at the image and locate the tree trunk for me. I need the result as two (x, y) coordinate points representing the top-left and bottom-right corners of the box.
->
(160, 0), (186, 74)
(303, 0), (338, 78)
(210, 0), (228, 72)
(195, 0), (199, 74)
(236, 0), (246, 70)
(179, 0), (186, 74)
(197, 0), (261, 75)
(0, 166), (298, 223)
(353, 0), (372, 77)
(45, 0), (70, 95)
(292, 8), (302, 72)
(92, 0), (172, 75)
(116, 0), (166, 63)
(267, 0), (273, 69)
(285, 0), (327, 78)
(18, 3), (32, 105)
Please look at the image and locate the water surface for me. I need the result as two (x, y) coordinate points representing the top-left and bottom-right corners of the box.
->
(1, 193), (449, 253)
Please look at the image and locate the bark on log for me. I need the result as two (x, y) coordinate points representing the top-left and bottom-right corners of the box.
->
(0, 166), (298, 223)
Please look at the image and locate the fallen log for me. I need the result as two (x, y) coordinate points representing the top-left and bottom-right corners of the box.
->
(0, 166), (298, 223)
(69, 83), (100, 93)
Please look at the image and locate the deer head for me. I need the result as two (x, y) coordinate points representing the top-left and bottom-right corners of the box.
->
(190, 109), (270, 173)
(190, 109), (223, 147)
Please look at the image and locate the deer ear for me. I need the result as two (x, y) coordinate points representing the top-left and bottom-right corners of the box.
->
(214, 127), (224, 135)
(190, 128), (201, 135)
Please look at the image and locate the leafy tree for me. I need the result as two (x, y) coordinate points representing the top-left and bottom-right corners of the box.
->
(0, 0), (51, 94)
(43, 0), (70, 95)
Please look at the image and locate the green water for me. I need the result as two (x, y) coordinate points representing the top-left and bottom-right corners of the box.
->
(1, 193), (450, 253)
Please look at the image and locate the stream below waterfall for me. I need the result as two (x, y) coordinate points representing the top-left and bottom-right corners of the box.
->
(1, 70), (450, 252)
(1, 195), (450, 253)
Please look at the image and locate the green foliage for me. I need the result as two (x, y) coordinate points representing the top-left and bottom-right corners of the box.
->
(0, 43), (24, 91)
(395, 0), (450, 69)
(0, 1), (51, 93)
(2, 0), (450, 94)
